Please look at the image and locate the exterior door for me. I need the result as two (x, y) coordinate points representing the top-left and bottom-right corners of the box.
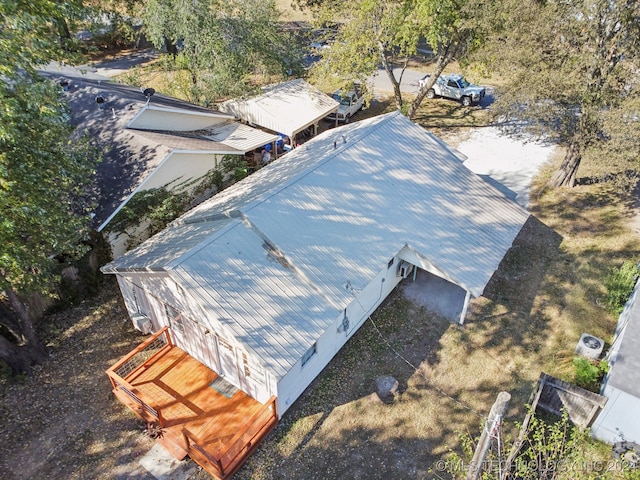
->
(239, 351), (269, 402)
(216, 336), (240, 386)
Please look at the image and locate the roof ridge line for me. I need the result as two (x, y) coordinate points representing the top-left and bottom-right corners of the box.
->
(238, 213), (344, 311)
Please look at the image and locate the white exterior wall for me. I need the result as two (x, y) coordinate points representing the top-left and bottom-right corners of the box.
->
(591, 385), (640, 444)
(138, 152), (221, 192)
(115, 273), (276, 404)
(275, 256), (404, 416)
(102, 153), (222, 259)
(116, 254), (412, 415)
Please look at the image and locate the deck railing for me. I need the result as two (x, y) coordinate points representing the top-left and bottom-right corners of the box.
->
(182, 396), (278, 479)
(105, 326), (172, 425)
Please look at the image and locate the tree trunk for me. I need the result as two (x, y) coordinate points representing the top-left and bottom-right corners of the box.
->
(547, 141), (581, 188)
(0, 289), (48, 374)
(407, 43), (458, 119)
(377, 40), (403, 110)
(0, 335), (44, 374)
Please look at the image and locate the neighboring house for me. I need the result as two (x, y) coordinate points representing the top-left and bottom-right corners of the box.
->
(592, 278), (640, 445)
(102, 111), (530, 478)
(217, 78), (339, 146)
(46, 74), (279, 258)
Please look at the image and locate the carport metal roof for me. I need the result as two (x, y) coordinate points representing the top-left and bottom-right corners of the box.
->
(217, 79), (339, 140)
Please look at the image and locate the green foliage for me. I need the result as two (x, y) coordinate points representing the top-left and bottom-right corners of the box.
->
(443, 409), (629, 480)
(221, 155), (248, 182)
(512, 410), (589, 480)
(140, 0), (301, 104)
(604, 260), (640, 315)
(308, 0), (487, 116)
(210, 170), (225, 192)
(55, 231), (113, 310)
(109, 187), (188, 236)
(0, 78), (99, 296)
(573, 357), (609, 392)
(476, 0), (640, 187)
(108, 155), (248, 243)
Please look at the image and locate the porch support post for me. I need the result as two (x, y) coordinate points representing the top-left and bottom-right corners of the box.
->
(459, 290), (471, 325)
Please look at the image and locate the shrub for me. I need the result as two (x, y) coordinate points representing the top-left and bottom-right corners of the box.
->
(573, 357), (609, 392)
(604, 260), (640, 314)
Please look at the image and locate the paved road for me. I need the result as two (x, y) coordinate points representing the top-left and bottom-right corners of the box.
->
(370, 67), (426, 96)
(41, 49), (159, 80)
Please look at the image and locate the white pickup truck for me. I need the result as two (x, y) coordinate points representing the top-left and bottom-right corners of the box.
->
(418, 73), (485, 106)
(326, 86), (365, 123)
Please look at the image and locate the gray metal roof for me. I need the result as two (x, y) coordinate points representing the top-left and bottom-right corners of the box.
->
(171, 222), (338, 378)
(42, 74), (275, 229)
(607, 282), (640, 398)
(104, 111), (530, 378)
(218, 78), (339, 138)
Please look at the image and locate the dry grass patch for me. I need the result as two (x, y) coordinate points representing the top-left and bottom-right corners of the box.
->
(0, 283), (154, 480)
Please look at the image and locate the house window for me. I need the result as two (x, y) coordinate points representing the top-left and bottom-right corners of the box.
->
(242, 352), (251, 378)
(165, 303), (183, 333)
(387, 258), (395, 269)
(301, 342), (317, 367)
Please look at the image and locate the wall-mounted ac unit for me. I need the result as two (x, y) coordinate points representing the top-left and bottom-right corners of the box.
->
(575, 333), (604, 360)
(131, 313), (153, 335)
(397, 260), (413, 279)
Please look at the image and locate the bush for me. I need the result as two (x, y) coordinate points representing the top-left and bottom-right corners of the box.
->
(604, 260), (640, 314)
(573, 357), (608, 392)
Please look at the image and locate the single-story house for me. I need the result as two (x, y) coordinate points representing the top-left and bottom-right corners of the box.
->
(102, 111), (530, 478)
(592, 277), (640, 445)
(46, 74), (279, 258)
(217, 78), (339, 146)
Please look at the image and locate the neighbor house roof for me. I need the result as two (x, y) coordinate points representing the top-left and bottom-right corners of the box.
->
(103, 111), (530, 379)
(41, 74), (278, 231)
(606, 279), (640, 398)
(217, 78), (339, 139)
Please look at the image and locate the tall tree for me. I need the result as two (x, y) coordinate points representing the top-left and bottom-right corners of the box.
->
(1, 0), (98, 373)
(407, 0), (485, 118)
(305, 0), (486, 118)
(308, 0), (417, 110)
(478, 0), (640, 187)
(141, 0), (302, 104)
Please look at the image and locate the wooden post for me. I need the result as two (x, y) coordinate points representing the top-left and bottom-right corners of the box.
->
(501, 377), (544, 479)
(459, 290), (471, 325)
(466, 391), (511, 480)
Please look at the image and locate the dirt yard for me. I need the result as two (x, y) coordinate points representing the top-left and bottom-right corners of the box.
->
(0, 284), (157, 480)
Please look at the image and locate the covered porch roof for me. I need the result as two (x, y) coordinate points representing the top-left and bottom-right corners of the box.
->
(217, 78), (339, 139)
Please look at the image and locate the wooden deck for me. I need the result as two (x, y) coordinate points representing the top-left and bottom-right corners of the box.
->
(106, 327), (277, 479)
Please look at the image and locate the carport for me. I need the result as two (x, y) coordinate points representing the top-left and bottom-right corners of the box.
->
(218, 79), (339, 147)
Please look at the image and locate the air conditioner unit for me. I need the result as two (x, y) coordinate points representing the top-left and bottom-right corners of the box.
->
(575, 333), (604, 360)
(131, 313), (153, 335)
(397, 260), (413, 279)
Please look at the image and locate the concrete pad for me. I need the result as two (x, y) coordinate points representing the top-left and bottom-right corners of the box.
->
(139, 444), (197, 480)
(401, 269), (467, 322)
